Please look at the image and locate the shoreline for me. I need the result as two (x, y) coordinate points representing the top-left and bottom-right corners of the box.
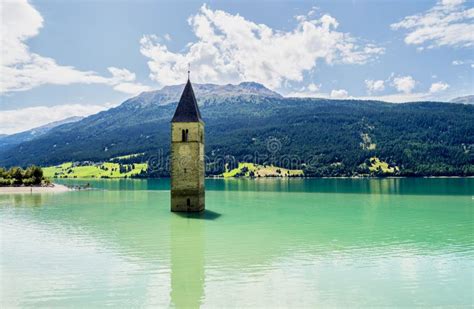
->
(0, 184), (70, 194)
(49, 175), (474, 180)
(210, 176), (474, 179)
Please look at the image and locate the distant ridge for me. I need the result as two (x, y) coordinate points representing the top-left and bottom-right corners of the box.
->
(124, 81), (282, 108)
(0, 116), (83, 151)
(450, 95), (474, 104)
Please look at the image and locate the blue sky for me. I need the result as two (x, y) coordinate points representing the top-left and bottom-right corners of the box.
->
(0, 0), (473, 134)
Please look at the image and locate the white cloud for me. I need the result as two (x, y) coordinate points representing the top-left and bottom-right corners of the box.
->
(307, 83), (320, 92)
(0, 103), (118, 135)
(452, 59), (474, 67)
(429, 81), (449, 93)
(330, 89), (348, 99)
(359, 92), (432, 103)
(287, 91), (449, 103)
(285, 82), (322, 97)
(365, 79), (385, 94)
(107, 67), (151, 95)
(0, 0), (149, 95)
(112, 82), (151, 95)
(107, 67), (135, 83)
(286, 89), (431, 103)
(442, 0), (465, 6)
(358, 89), (457, 103)
(140, 4), (384, 89)
(286, 75), (451, 103)
(393, 75), (416, 93)
(391, 0), (474, 49)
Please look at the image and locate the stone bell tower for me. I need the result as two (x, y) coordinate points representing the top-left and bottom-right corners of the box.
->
(170, 77), (205, 212)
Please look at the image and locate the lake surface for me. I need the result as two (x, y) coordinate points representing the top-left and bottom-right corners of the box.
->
(1, 178), (473, 307)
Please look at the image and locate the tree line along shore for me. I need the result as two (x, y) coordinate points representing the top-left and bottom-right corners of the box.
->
(0, 166), (71, 193)
(0, 166), (50, 187)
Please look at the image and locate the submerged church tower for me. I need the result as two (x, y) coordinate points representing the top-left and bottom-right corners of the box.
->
(170, 77), (205, 212)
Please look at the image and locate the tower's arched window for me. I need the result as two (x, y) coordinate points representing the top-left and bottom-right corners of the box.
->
(182, 129), (189, 142)
(187, 198), (191, 206)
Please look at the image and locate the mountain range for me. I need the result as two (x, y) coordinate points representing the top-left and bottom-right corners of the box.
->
(0, 116), (83, 152)
(450, 95), (474, 104)
(0, 82), (473, 177)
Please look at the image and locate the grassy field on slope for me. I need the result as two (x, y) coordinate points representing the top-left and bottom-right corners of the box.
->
(222, 162), (304, 178)
(368, 157), (399, 174)
(43, 162), (147, 179)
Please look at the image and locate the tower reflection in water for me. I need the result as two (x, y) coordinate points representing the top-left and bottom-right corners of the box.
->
(170, 212), (206, 308)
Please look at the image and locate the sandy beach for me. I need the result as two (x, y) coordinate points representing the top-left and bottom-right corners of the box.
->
(0, 184), (70, 194)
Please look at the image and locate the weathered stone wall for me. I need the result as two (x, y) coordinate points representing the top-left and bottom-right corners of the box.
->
(170, 122), (205, 212)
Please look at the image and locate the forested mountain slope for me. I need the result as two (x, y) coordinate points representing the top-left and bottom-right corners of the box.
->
(1, 83), (472, 177)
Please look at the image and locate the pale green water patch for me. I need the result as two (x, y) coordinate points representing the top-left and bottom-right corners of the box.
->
(1, 178), (473, 307)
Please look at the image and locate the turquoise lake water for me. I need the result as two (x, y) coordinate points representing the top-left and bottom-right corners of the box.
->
(1, 178), (473, 307)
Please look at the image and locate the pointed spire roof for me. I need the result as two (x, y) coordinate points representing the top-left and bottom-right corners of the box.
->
(171, 79), (203, 123)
